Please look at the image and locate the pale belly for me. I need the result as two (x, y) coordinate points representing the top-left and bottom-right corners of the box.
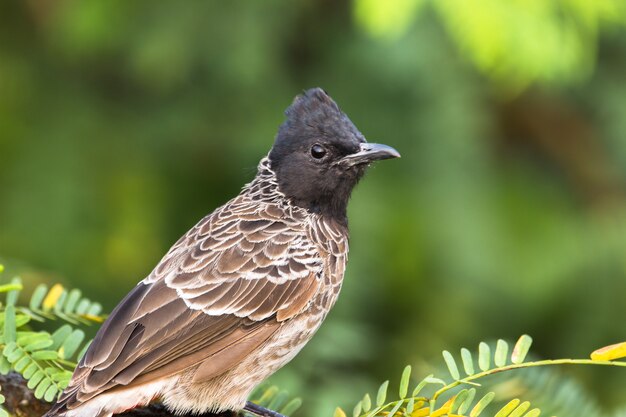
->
(163, 311), (324, 414)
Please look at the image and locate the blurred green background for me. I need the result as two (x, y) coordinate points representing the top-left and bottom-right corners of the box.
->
(1, 0), (626, 415)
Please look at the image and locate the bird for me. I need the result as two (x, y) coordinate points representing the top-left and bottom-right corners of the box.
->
(44, 88), (400, 417)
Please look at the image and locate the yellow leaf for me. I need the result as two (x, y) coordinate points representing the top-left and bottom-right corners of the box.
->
(431, 406), (450, 417)
(42, 284), (64, 311)
(81, 314), (105, 323)
(411, 406), (431, 417)
(431, 398), (453, 417)
(334, 407), (347, 417)
(591, 342), (626, 361)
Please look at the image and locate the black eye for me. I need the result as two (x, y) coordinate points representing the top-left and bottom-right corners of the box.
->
(310, 144), (327, 159)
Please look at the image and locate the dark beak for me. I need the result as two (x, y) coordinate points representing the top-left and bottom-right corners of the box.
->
(340, 142), (401, 167)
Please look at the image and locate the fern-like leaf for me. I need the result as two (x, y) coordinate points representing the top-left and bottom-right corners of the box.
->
(247, 384), (301, 417)
(511, 335), (533, 365)
(399, 365), (411, 398)
(443, 350), (460, 380)
(26, 284), (105, 324)
(469, 392), (495, 416)
(462, 347), (475, 376)
(494, 339), (509, 367)
(376, 380), (388, 406)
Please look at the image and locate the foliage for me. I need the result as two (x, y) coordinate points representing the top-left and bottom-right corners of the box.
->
(0, 265), (104, 413)
(247, 384), (303, 417)
(339, 335), (626, 417)
(354, 0), (626, 90)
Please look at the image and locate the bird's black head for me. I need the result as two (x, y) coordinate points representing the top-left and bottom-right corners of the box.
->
(268, 88), (400, 223)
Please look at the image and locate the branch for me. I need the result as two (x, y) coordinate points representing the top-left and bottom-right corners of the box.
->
(0, 372), (235, 417)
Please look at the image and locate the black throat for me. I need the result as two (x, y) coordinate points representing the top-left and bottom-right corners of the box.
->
(270, 158), (365, 226)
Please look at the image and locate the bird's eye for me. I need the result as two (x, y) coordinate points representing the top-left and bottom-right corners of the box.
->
(310, 144), (327, 159)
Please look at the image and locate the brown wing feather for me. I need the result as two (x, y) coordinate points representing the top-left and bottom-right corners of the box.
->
(57, 199), (323, 411)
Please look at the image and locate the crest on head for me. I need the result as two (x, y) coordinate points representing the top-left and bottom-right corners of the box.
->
(267, 88), (398, 222)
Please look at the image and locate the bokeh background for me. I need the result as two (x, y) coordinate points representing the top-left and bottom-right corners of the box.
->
(1, 1), (626, 415)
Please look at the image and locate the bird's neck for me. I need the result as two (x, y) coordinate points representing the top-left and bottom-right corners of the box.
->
(241, 157), (350, 227)
(240, 157), (284, 203)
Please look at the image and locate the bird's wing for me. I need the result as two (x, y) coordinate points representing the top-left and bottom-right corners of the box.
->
(59, 200), (324, 409)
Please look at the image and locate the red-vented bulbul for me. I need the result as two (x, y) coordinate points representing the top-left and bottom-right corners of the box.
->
(44, 88), (400, 417)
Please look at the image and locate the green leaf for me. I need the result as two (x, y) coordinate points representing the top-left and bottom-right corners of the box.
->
(6, 348), (22, 364)
(24, 338), (54, 352)
(52, 290), (68, 314)
(17, 331), (49, 346)
(461, 347), (475, 375)
(511, 335), (533, 364)
(352, 401), (362, 417)
(34, 378), (52, 399)
(458, 388), (476, 415)
(470, 392), (495, 417)
(361, 393), (371, 412)
(14, 355), (31, 372)
(60, 329), (85, 359)
(443, 350), (460, 380)
(398, 365), (411, 398)
(478, 342), (490, 371)
(423, 376), (446, 385)
(14, 314), (31, 328)
(86, 303), (102, 316)
(406, 397), (415, 414)
(495, 339), (509, 367)
(5, 277), (22, 306)
(63, 289), (82, 314)
(523, 409), (541, 417)
(45, 367), (71, 384)
(450, 389), (468, 413)
(257, 386), (279, 406)
(279, 398), (302, 416)
(23, 362), (38, 379)
(51, 325), (73, 350)
(29, 284), (48, 310)
(3, 305), (16, 344)
(3, 343), (18, 360)
(57, 377), (71, 390)
(75, 299), (90, 315)
(495, 399), (520, 417)
(509, 401), (531, 417)
(27, 370), (45, 390)
(31, 350), (60, 361)
(376, 380), (388, 406)
(267, 391), (288, 411)
(44, 385), (58, 402)
(0, 356), (11, 375)
(386, 400), (403, 417)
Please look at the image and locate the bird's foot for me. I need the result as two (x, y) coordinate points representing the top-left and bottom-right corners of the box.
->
(243, 401), (287, 417)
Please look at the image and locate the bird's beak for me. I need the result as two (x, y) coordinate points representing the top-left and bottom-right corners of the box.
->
(339, 142), (401, 167)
